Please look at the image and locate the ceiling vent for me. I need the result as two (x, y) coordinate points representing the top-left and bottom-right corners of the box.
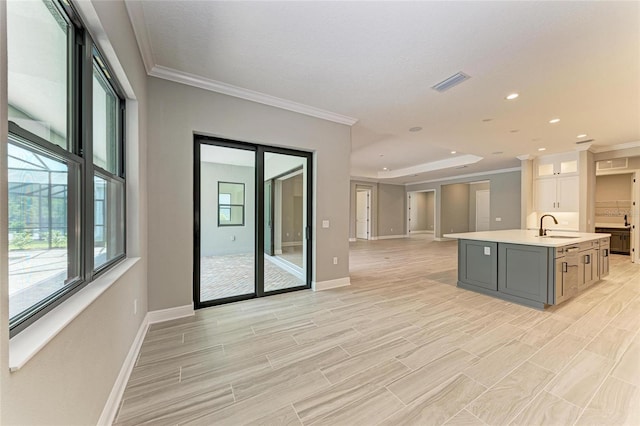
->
(432, 72), (471, 92)
(597, 158), (628, 171)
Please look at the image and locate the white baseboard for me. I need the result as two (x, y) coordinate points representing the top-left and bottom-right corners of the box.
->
(312, 277), (351, 291)
(275, 249), (283, 255)
(282, 241), (303, 247)
(147, 304), (194, 324)
(97, 315), (149, 426)
(408, 230), (430, 234)
(349, 238), (356, 242)
(377, 234), (408, 240)
(434, 237), (454, 242)
(98, 304), (194, 425)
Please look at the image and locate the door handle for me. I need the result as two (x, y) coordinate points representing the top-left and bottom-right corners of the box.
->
(604, 249), (609, 257)
(562, 262), (568, 273)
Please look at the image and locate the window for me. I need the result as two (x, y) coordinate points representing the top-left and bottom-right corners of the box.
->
(7, 0), (126, 336)
(218, 182), (245, 226)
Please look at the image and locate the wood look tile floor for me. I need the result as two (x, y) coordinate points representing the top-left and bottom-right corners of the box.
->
(115, 236), (640, 425)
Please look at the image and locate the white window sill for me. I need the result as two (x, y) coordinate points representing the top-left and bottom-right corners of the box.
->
(9, 257), (141, 372)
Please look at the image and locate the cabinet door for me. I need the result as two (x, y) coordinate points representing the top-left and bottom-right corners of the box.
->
(579, 249), (596, 289)
(535, 178), (558, 212)
(610, 232), (623, 252)
(458, 240), (498, 291)
(599, 246), (610, 278)
(498, 243), (549, 303)
(556, 176), (579, 212)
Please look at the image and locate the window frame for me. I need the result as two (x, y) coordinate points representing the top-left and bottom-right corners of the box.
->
(217, 181), (245, 227)
(7, 0), (126, 337)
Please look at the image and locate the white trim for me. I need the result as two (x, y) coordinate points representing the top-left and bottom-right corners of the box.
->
(312, 277), (351, 291)
(378, 155), (483, 179)
(591, 141), (640, 153)
(123, 0), (154, 74)
(9, 258), (141, 372)
(406, 167), (522, 186)
(349, 238), (357, 242)
(147, 304), (194, 325)
(282, 241), (303, 248)
(408, 230), (431, 234)
(97, 315), (149, 426)
(149, 65), (358, 126)
(377, 234), (408, 240)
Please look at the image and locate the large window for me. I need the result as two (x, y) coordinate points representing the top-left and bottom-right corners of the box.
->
(7, 0), (126, 336)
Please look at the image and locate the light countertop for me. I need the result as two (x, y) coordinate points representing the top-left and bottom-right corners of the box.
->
(595, 223), (632, 230)
(443, 229), (610, 247)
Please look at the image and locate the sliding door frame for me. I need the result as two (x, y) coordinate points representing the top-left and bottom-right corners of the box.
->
(193, 135), (312, 309)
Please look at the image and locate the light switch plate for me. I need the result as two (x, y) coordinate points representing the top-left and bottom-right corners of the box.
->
(484, 247), (491, 255)
(495, 217), (502, 222)
(322, 220), (330, 228)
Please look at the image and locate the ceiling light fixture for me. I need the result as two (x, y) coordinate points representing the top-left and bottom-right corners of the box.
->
(383, 167), (388, 171)
(577, 134), (587, 138)
(505, 93), (519, 100)
(409, 127), (422, 132)
(549, 118), (560, 124)
(538, 148), (546, 151)
(451, 151), (457, 154)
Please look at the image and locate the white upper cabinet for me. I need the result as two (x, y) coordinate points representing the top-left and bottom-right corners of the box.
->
(535, 174), (579, 212)
(535, 152), (579, 178)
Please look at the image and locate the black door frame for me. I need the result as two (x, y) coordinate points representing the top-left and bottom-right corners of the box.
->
(193, 135), (313, 309)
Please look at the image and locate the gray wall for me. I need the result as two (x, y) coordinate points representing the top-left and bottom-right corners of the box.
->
(442, 183), (470, 234)
(468, 182), (490, 231)
(201, 162), (255, 256)
(407, 170), (521, 238)
(425, 191), (435, 231)
(148, 77), (351, 309)
(1, 0), (149, 424)
(378, 183), (406, 236)
(410, 192), (429, 231)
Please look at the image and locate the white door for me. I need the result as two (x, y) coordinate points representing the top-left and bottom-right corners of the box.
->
(476, 190), (491, 231)
(356, 191), (369, 239)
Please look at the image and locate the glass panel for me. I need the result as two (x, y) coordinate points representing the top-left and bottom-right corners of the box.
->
(93, 62), (119, 174)
(560, 160), (578, 174)
(94, 175), (125, 269)
(7, 0), (69, 150)
(538, 163), (554, 177)
(200, 145), (255, 302)
(264, 152), (307, 292)
(8, 140), (79, 320)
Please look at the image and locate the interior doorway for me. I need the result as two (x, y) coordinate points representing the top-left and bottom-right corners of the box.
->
(356, 189), (371, 240)
(475, 189), (490, 231)
(407, 190), (436, 236)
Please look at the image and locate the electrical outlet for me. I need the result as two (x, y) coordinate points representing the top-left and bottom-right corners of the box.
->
(333, 257), (338, 265)
(231, 235), (235, 241)
(134, 299), (138, 315)
(495, 217), (502, 222)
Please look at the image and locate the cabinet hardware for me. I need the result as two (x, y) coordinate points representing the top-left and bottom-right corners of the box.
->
(585, 254), (591, 264)
(562, 262), (568, 273)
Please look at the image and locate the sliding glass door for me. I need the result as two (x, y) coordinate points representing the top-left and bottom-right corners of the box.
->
(194, 136), (312, 308)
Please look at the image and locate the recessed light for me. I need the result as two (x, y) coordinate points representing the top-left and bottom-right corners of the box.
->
(379, 154), (384, 157)
(577, 134), (587, 138)
(505, 93), (519, 100)
(451, 151), (457, 154)
(549, 118), (560, 124)
(382, 167), (388, 171)
(510, 129), (519, 133)
(482, 118), (493, 122)
(492, 151), (503, 155)
(538, 147), (546, 151)
(409, 127), (422, 132)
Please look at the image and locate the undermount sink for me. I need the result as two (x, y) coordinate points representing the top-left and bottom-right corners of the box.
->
(542, 235), (580, 239)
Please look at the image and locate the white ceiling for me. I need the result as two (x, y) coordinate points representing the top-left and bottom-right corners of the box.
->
(126, 1), (640, 185)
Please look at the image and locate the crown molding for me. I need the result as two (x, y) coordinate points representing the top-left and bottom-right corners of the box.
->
(405, 167), (522, 186)
(377, 154), (483, 179)
(590, 141), (640, 153)
(124, 0), (154, 74)
(516, 154), (532, 161)
(149, 65), (358, 126)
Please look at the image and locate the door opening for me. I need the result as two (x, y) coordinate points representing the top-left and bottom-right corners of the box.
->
(356, 189), (371, 240)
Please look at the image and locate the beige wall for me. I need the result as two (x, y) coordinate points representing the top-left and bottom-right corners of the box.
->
(0, 0), (149, 424)
(148, 77), (351, 309)
(410, 192), (430, 231)
(468, 182), (491, 231)
(442, 183), (470, 234)
(377, 183), (406, 236)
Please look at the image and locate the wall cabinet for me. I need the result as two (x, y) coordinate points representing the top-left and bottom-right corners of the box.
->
(535, 175), (579, 212)
(536, 152), (578, 178)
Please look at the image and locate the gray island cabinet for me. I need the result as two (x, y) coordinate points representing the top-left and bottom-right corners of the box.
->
(444, 230), (611, 309)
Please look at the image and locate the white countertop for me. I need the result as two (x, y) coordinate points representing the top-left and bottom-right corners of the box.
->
(595, 223), (632, 229)
(443, 229), (610, 247)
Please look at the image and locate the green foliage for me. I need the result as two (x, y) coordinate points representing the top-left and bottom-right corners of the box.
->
(51, 230), (67, 248)
(11, 232), (32, 250)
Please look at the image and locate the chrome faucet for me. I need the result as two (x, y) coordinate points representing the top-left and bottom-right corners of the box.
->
(539, 214), (558, 236)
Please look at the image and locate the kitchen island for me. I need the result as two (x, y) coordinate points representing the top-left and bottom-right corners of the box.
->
(443, 229), (611, 309)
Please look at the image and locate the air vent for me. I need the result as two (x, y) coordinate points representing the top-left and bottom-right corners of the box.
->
(576, 139), (594, 144)
(432, 72), (471, 92)
(597, 158), (628, 171)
